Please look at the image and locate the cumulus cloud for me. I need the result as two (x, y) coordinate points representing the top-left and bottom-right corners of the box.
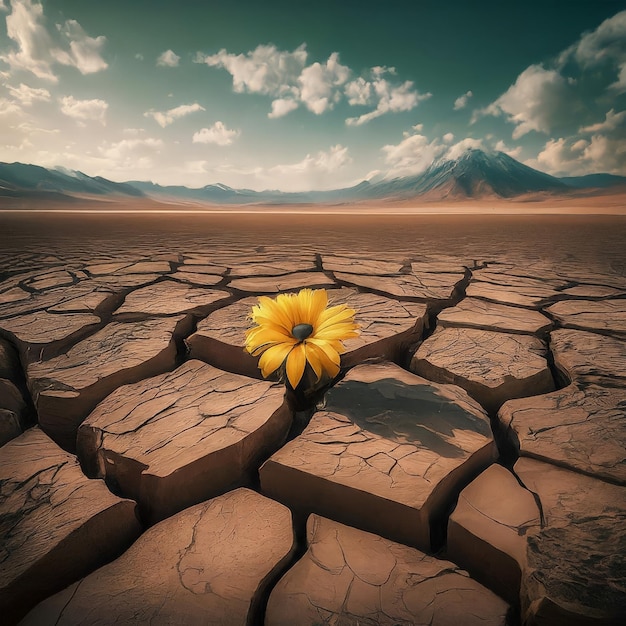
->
(196, 44), (307, 95)
(197, 43), (429, 124)
(0, 0), (107, 81)
(6, 82), (50, 105)
(345, 69), (431, 126)
(144, 103), (205, 127)
(453, 90), (472, 110)
(270, 144), (351, 176)
(268, 98), (299, 119)
(99, 137), (163, 160)
(157, 49), (180, 67)
(527, 133), (626, 176)
(494, 140), (522, 159)
(60, 95), (108, 124)
(475, 64), (579, 139)
(381, 132), (446, 177)
(0, 95), (23, 117)
(579, 108), (626, 133)
(445, 137), (484, 160)
(478, 12), (626, 141)
(345, 77), (372, 106)
(559, 10), (626, 92)
(297, 52), (350, 114)
(192, 121), (240, 146)
(53, 20), (107, 74)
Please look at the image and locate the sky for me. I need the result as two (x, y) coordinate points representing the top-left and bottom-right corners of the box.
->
(1, 0), (625, 192)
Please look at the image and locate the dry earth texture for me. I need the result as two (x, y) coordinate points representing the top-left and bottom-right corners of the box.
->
(0, 212), (625, 625)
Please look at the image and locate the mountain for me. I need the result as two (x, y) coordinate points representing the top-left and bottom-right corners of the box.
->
(1, 150), (622, 207)
(560, 173), (626, 188)
(360, 149), (568, 201)
(0, 162), (143, 200)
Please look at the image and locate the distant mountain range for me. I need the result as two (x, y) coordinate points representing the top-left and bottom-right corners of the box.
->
(1, 149), (625, 207)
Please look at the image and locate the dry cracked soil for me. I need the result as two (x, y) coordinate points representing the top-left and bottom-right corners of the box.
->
(0, 212), (625, 625)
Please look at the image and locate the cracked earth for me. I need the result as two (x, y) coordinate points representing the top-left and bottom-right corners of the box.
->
(1, 215), (625, 625)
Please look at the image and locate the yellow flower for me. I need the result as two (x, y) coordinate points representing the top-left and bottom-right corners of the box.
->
(245, 288), (359, 389)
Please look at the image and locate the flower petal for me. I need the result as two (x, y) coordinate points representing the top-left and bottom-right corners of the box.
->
(315, 305), (358, 334)
(315, 323), (360, 342)
(254, 296), (293, 331)
(306, 341), (340, 379)
(275, 293), (299, 328)
(286, 342), (307, 388)
(307, 337), (341, 367)
(246, 326), (294, 348)
(258, 342), (294, 378)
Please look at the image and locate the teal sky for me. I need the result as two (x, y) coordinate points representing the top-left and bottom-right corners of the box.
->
(1, 0), (625, 191)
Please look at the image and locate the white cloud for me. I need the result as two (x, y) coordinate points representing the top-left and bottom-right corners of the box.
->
(346, 74), (430, 126)
(297, 52), (350, 114)
(581, 134), (626, 174)
(53, 20), (107, 74)
(6, 82), (50, 105)
(99, 137), (163, 160)
(345, 77), (372, 106)
(494, 140), (522, 159)
(0, 1), (8, 11)
(1, 0), (58, 80)
(198, 43), (429, 125)
(135, 53), (144, 61)
(381, 132), (445, 177)
(197, 44), (307, 95)
(95, 137), (164, 173)
(476, 64), (577, 139)
(443, 132), (454, 143)
(144, 103), (205, 127)
(266, 144), (352, 190)
(192, 121), (240, 146)
(559, 10), (626, 92)
(268, 98), (299, 119)
(205, 144), (354, 191)
(567, 10), (626, 64)
(60, 95), (108, 124)
(445, 137), (484, 160)
(453, 90), (472, 110)
(0, 0), (107, 81)
(527, 134), (626, 176)
(0, 95), (23, 117)
(271, 144), (350, 174)
(157, 49), (180, 67)
(579, 108), (626, 133)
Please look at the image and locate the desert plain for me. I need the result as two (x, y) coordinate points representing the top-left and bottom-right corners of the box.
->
(0, 207), (625, 625)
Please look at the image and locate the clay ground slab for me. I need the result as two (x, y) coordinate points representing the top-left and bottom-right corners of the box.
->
(411, 327), (555, 413)
(499, 384), (626, 484)
(22, 489), (295, 626)
(266, 514), (509, 626)
(27, 316), (185, 451)
(448, 458), (626, 625)
(77, 360), (292, 522)
(437, 297), (552, 335)
(546, 298), (626, 336)
(260, 362), (495, 551)
(114, 280), (230, 315)
(0, 428), (141, 623)
(188, 288), (427, 376)
(550, 328), (626, 386)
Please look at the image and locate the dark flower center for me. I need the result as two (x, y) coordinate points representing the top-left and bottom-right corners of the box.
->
(292, 323), (314, 341)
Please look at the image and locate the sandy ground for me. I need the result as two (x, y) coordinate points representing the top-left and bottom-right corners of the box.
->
(1, 189), (625, 214)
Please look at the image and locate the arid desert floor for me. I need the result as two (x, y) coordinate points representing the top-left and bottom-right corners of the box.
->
(0, 211), (625, 625)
